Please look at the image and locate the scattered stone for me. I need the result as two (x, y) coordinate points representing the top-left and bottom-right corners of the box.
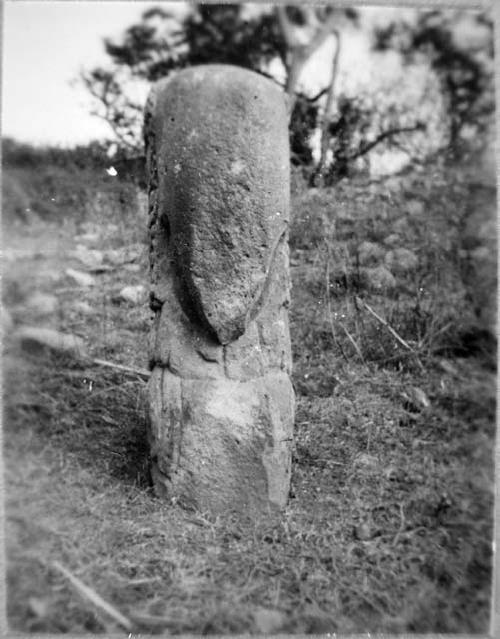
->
(104, 243), (144, 266)
(360, 265), (396, 292)
(437, 359), (459, 376)
(115, 285), (146, 305)
(357, 241), (384, 266)
(14, 326), (87, 359)
(123, 263), (142, 273)
(65, 268), (95, 287)
(75, 232), (100, 244)
(146, 65), (294, 516)
(74, 300), (93, 315)
(385, 176), (403, 192)
(385, 248), (418, 274)
(353, 522), (374, 541)
(470, 246), (490, 262)
(40, 268), (63, 284)
(25, 292), (58, 315)
(384, 465), (400, 481)
(402, 386), (431, 411)
(28, 596), (49, 620)
(355, 453), (379, 471)
(392, 217), (411, 235)
(2, 307), (13, 333)
(383, 233), (401, 247)
(72, 245), (104, 269)
(406, 198), (425, 217)
(253, 608), (286, 634)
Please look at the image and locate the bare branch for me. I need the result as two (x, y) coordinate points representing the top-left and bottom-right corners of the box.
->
(348, 122), (426, 161)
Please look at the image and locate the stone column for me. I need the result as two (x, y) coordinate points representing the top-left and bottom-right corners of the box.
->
(144, 65), (294, 517)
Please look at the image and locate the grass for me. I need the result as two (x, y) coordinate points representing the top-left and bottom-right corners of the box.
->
(2, 157), (496, 634)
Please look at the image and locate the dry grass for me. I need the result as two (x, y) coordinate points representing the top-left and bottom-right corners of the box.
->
(2, 160), (495, 634)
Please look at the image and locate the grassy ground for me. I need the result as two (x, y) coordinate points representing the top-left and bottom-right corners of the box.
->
(2, 160), (496, 633)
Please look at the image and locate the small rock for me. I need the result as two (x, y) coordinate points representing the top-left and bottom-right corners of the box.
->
(360, 265), (396, 292)
(123, 263), (142, 273)
(383, 233), (401, 247)
(353, 522), (373, 541)
(40, 268), (62, 284)
(385, 177), (403, 192)
(385, 248), (418, 274)
(437, 359), (459, 376)
(74, 301), (93, 315)
(384, 465), (400, 481)
(2, 307), (13, 333)
(404, 386), (431, 410)
(406, 198), (425, 217)
(25, 292), (58, 315)
(72, 245), (104, 269)
(75, 232), (100, 244)
(65, 268), (95, 287)
(253, 608), (286, 634)
(104, 244), (143, 266)
(470, 246), (490, 261)
(115, 285), (146, 305)
(355, 453), (379, 470)
(357, 241), (384, 266)
(28, 596), (49, 619)
(14, 327), (87, 359)
(392, 217), (411, 235)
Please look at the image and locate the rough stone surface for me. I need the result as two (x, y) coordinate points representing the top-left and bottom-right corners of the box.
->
(145, 65), (294, 516)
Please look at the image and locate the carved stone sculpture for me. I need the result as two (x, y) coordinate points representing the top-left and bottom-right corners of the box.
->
(144, 65), (294, 516)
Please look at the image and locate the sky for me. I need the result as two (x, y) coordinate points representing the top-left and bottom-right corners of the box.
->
(2, 1), (165, 145)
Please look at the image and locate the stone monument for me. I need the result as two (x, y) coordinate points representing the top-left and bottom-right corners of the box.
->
(144, 65), (294, 516)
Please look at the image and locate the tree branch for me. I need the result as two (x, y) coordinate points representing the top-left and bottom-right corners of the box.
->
(348, 122), (426, 161)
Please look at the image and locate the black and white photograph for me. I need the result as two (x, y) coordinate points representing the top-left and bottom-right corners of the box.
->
(2, 0), (497, 634)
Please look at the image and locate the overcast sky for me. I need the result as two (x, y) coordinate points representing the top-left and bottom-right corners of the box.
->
(2, 1), (165, 145)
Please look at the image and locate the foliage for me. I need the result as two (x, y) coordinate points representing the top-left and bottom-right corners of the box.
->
(289, 98), (319, 167)
(320, 93), (426, 184)
(2, 137), (110, 171)
(83, 4), (285, 154)
(81, 3), (359, 167)
(2, 139), (140, 225)
(373, 9), (494, 157)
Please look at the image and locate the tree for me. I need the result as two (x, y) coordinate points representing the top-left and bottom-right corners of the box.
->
(82, 5), (491, 185)
(372, 9), (494, 159)
(81, 3), (358, 168)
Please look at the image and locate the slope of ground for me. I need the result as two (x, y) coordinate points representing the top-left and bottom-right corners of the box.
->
(2, 161), (496, 634)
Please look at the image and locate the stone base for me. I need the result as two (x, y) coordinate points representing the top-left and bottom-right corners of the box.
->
(148, 367), (294, 516)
